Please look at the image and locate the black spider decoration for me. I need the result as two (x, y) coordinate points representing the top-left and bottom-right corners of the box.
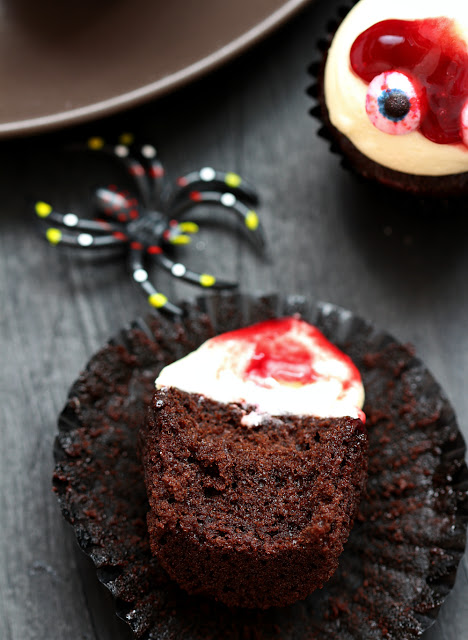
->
(35, 134), (266, 315)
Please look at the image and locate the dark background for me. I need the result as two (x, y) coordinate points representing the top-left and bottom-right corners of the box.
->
(1, 0), (467, 638)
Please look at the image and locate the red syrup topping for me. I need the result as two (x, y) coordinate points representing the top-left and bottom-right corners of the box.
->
(246, 334), (318, 385)
(350, 18), (468, 144)
(212, 317), (362, 389)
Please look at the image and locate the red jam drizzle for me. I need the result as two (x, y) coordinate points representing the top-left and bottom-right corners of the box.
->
(212, 317), (361, 388)
(350, 18), (468, 144)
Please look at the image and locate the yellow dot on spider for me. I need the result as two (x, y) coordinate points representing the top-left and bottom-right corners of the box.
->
(224, 172), (242, 188)
(87, 137), (105, 150)
(46, 228), (62, 245)
(148, 293), (168, 308)
(200, 274), (216, 287)
(118, 132), (134, 146)
(245, 210), (259, 230)
(179, 222), (199, 233)
(171, 235), (191, 245)
(35, 201), (52, 218)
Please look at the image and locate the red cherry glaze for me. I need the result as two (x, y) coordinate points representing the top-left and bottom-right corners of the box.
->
(212, 317), (362, 389)
(350, 18), (468, 144)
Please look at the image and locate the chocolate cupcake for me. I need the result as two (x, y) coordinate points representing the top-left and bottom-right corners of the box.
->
(312, 0), (468, 197)
(53, 294), (468, 639)
(140, 318), (368, 608)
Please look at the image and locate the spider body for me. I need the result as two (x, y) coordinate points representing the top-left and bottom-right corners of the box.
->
(35, 135), (265, 314)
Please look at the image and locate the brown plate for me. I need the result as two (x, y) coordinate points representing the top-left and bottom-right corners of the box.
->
(53, 293), (468, 639)
(0, 0), (311, 138)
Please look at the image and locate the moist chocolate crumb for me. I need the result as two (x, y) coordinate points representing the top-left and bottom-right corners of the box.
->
(140, 387), (368, 608)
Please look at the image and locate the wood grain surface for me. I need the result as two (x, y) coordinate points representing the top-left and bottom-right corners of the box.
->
(1, 1), (467, 638)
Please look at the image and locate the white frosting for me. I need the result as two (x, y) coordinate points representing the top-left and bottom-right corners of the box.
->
(324, 0), (468, 176)
(156, 318), (365, 420)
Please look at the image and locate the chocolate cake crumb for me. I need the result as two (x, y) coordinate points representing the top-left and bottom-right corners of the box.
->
(140, 387), (368, 608)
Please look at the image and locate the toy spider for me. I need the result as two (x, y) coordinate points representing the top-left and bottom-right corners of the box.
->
(35, 134), (266, 315)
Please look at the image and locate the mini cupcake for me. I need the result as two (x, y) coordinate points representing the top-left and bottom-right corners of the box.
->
(313, 0), (468, 197)
(140, 317), (368, 608)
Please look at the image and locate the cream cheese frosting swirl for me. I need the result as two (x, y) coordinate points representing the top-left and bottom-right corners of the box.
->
(156, 317), (365, 421)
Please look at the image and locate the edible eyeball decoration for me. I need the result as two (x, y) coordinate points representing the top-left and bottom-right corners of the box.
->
(365, 71), (424, 135)
(323, 0), (468, 177)
(351, 18), (468, 144)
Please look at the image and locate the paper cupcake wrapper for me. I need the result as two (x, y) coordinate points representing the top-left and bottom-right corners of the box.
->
(53, 293), (468, 639)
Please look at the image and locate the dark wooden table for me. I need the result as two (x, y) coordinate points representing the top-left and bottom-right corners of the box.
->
(1, 1), (467, 638)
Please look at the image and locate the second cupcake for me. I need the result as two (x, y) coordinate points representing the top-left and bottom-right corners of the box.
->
(315, 0), (468, 197)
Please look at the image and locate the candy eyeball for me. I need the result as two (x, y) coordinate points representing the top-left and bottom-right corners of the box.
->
(366, 71), (424, 135)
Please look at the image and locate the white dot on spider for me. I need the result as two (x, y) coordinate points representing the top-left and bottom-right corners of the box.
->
(63, 213), (78, 227)
(78, 233), (93, 247)
(171, 263), (186, 277)
(200, 167), (216, 182)
(221, 193), (236, 207)
(133, 268), (148, 283)
(141, 145), (157, 158)
(115, 145), (129, 157)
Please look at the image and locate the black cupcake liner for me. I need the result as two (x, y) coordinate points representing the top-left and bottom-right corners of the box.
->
(53, 292), (468, 639)
(307, 3), (468, 201)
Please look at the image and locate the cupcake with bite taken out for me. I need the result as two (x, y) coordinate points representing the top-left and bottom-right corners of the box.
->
(139, 317), (368, 609)
(52, 293), (468, 636)
(313, 0), (468, 196)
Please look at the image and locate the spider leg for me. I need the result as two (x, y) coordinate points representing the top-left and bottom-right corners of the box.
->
(70, 135), (153, 209)
(128, 244), (184, 315)
(41, 227), (129, 248)
(155, 253), (237, 289)
(175, 168), (258, 204)
(35, 202), (129, 249)
(170, 189), (266, 251)
(34, 201), (122, 233)
(136, 143), (165, 205)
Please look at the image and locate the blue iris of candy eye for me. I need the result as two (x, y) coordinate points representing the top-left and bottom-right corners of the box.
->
(377, 88), (412, 122)
(366, 71), (421, 135)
